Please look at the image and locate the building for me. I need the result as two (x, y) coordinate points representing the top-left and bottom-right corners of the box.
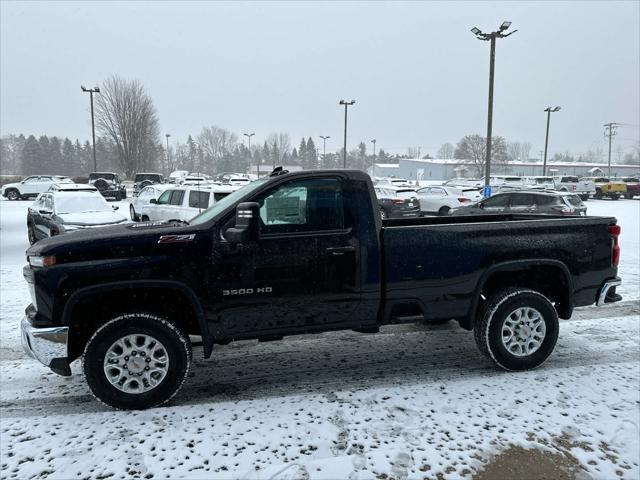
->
(369, 159), (639, 181)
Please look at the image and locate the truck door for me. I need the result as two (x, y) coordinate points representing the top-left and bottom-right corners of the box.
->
(215, 176), (360, 336)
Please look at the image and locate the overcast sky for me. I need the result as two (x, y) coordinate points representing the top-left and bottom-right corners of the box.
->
(1, 1), (638, 158)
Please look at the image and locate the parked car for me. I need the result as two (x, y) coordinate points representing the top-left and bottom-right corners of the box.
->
(129, 184), (171, 221)
(48, 183), (98, 193)
(376, 177), (414, 188)
(1, 175), (73, 200)
(552, 176), (596, 200)
(88, 172), (127, 200)
(443, 178), (484, 188)
(374, 186), (420, 219)
(613, 177), (640, 199)
(580, 177), (626, 200)
(523, 176), (555, 189)
(181, 173), (213, 186)
(21, 168), (621, 409)
(27, 190), (128, 244)
(416, 186), (475, 216)
(168, 170), (189, 184)
(225, 175), (252, 187)
(133, 173), (164, 195)
(144, 184), (237, 223)
(489, 175), (523, 186)
(451, 190), (587, 216)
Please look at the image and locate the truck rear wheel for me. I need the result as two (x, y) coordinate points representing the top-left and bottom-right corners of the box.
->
(474, 288), (558, 371)
(83, 313), (191, 410)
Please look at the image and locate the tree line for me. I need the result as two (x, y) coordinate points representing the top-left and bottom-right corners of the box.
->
(2, 74), (638, 178)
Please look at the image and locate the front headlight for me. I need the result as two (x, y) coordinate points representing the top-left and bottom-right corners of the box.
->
(29, 255), (56, 267)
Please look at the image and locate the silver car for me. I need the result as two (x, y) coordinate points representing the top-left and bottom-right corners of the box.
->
(450, 190), (587, 216)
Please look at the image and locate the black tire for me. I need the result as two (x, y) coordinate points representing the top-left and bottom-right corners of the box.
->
(114, 192), (122, 201)
(141, 215), (150, 222)
(121, 189), (127, 200)
(625, 193), (633, 200)
(474, 288), (559, 371)
(610, 193), (619, 201)
(438, 206), (450, 216)
(83, 313), (191, 410)
(579, 194), (589, 201)
(594, 189), (603, 200)
(94, 178), (109, 192)
(129, 204), (138, 221)
(6, 189), (20, 201)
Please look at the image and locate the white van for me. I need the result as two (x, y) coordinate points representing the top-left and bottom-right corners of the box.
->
(144, 185), (237, 223)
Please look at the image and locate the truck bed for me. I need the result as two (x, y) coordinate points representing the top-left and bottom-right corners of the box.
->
(381, 214), (618, 325)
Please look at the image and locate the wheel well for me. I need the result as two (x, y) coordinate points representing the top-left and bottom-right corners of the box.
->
(66, 287), (201, 361)
(475, 265), (572, 324)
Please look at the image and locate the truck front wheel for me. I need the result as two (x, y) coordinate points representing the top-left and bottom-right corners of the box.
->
(83, 313), (191, 410)
(474, 288), (558, 371)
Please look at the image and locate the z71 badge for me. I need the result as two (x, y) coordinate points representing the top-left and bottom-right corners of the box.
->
(158, 234), (196, 244)
(223, 287), (272, 296)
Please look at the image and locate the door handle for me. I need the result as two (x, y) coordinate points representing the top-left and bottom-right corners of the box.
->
(326, 246), (355, 255)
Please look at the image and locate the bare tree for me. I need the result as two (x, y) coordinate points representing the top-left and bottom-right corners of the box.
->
(266, 132), (291, 167)
(406, 146), (421, 158)
(521, 141), (532, 161)
(454, 134), (509, 177)
(197, 126), (238, 172)
(437, 142), (454, 159)
(94, 76), (160, 177)
(508, 141), (522, 161)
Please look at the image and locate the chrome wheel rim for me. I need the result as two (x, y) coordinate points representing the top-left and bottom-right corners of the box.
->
(8, 191), (17, 200)
(103, 334), (169, 394)
(501, 307), (546, 357)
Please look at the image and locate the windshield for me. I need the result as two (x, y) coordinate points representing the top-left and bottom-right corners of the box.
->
(89, 173), (115, 180)
(394, 189), (417, 199)
(135, 174), (162, 182)
(55, 195), (110, 214)
(189, 178), (270, 225)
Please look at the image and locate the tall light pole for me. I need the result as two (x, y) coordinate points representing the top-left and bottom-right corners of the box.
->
(319, 135), (330, 169)
(165, 133), (171, 171)
(243, 133), (256, 175)
(542, 106), (561, 175)
(371, 139), (377, 174)
(339, 99), (355, 168)
(471, 21), (517, 196)
(604, 123), (619, 177)
(81, 85), (100, 172)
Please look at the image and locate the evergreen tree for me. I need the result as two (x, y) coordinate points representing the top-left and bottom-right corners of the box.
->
(306, 137), (318, 169)
(186, 135), (197, 172)
(61, 138), (75, 176)
(262, 141), (270, 169)
(37, 136), (50, 173)
(298, 138), (307, 167)
(22, 135), (40, 175)
(48, 136), (63, 174)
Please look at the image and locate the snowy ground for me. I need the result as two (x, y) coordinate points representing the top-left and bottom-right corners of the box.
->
(1, 197), (639, 479)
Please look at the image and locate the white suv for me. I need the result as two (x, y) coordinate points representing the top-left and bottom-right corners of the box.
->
(144, 185), (237, 223)
(2, 175), (73, 200)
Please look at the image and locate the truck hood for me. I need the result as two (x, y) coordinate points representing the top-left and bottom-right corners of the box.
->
(26, 220), (207, 263)
(57, 211), (128, 226)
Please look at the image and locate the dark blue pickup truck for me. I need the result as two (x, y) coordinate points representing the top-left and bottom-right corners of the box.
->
(21, 168), (622, 409)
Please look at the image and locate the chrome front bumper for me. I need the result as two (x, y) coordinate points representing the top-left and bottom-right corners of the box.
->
(597, 277), (622, 307)
(21, 317), (71, 376)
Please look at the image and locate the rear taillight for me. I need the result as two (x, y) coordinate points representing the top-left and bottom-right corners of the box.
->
(458, 197), (470, 203)
(609, 224), (621, 266)
(553, 206), (575, 215)
(571, 185), (576, 191)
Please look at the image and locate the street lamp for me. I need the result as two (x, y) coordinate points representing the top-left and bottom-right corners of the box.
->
(81, 85), (100, 172)
(319, 135), (330, 169)
(243, 133), (256, 175)
(165, 133), (171, 170)
(339, 99), (355, 168)
(470, 21), (517, 196)
(371, 139), (377, 173)
(542, 106), (561, 175)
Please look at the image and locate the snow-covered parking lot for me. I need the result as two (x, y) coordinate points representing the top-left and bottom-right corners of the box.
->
(1, 197), (639, 479)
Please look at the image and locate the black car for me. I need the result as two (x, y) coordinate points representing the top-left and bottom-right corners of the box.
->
(133, 172), (165, 195)
(88, 172), (127, 200)
(374, 185), (420, 219)
(451, 190), (587, 216)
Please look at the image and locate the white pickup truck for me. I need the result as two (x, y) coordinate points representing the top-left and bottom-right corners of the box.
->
(144, 184), (238, 223)
(552, 176), (596, 200)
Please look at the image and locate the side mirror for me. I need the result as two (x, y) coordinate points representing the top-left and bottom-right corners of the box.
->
(226, 202), (260, 244)
(39, 209), (52, 215)
(112, 206), (119, 211)
(150, 199), (157, 204)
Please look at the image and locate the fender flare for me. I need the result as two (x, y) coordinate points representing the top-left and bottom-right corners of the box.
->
(62, 280), (213, 357)
(467, 259), (573, 329)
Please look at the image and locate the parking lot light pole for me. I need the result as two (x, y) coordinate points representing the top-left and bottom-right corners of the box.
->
(165, 134), (171, 170)
(543, 106), (561, 176)
(81, 85), (100, 172)
(243, 133), (256, 175)
(319, 135), (330, 169)
(339, 100), (355, 168)
(470, 21), (517, 196)
(371, 139), (377, 173)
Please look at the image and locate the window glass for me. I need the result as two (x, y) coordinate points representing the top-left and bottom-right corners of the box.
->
(42, 195), (53, 211)
(428, 187), (445, 196)
(214, 192), (230, 202)
(509, 193), (534, 207)
(169, 190), (185, 206)
(536, 195), (558, 206)
(562, 176), (579, 183)
(157, 190), (172, 205)
(395, 190), (417, 200)
(482, 194), (509, 208)
(139, 187), (152, 198)
(256, 178), (344, 234)
(566, 195), (584, 207)
(24, 177), (38, 184)
(189, 191), (210, 209)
